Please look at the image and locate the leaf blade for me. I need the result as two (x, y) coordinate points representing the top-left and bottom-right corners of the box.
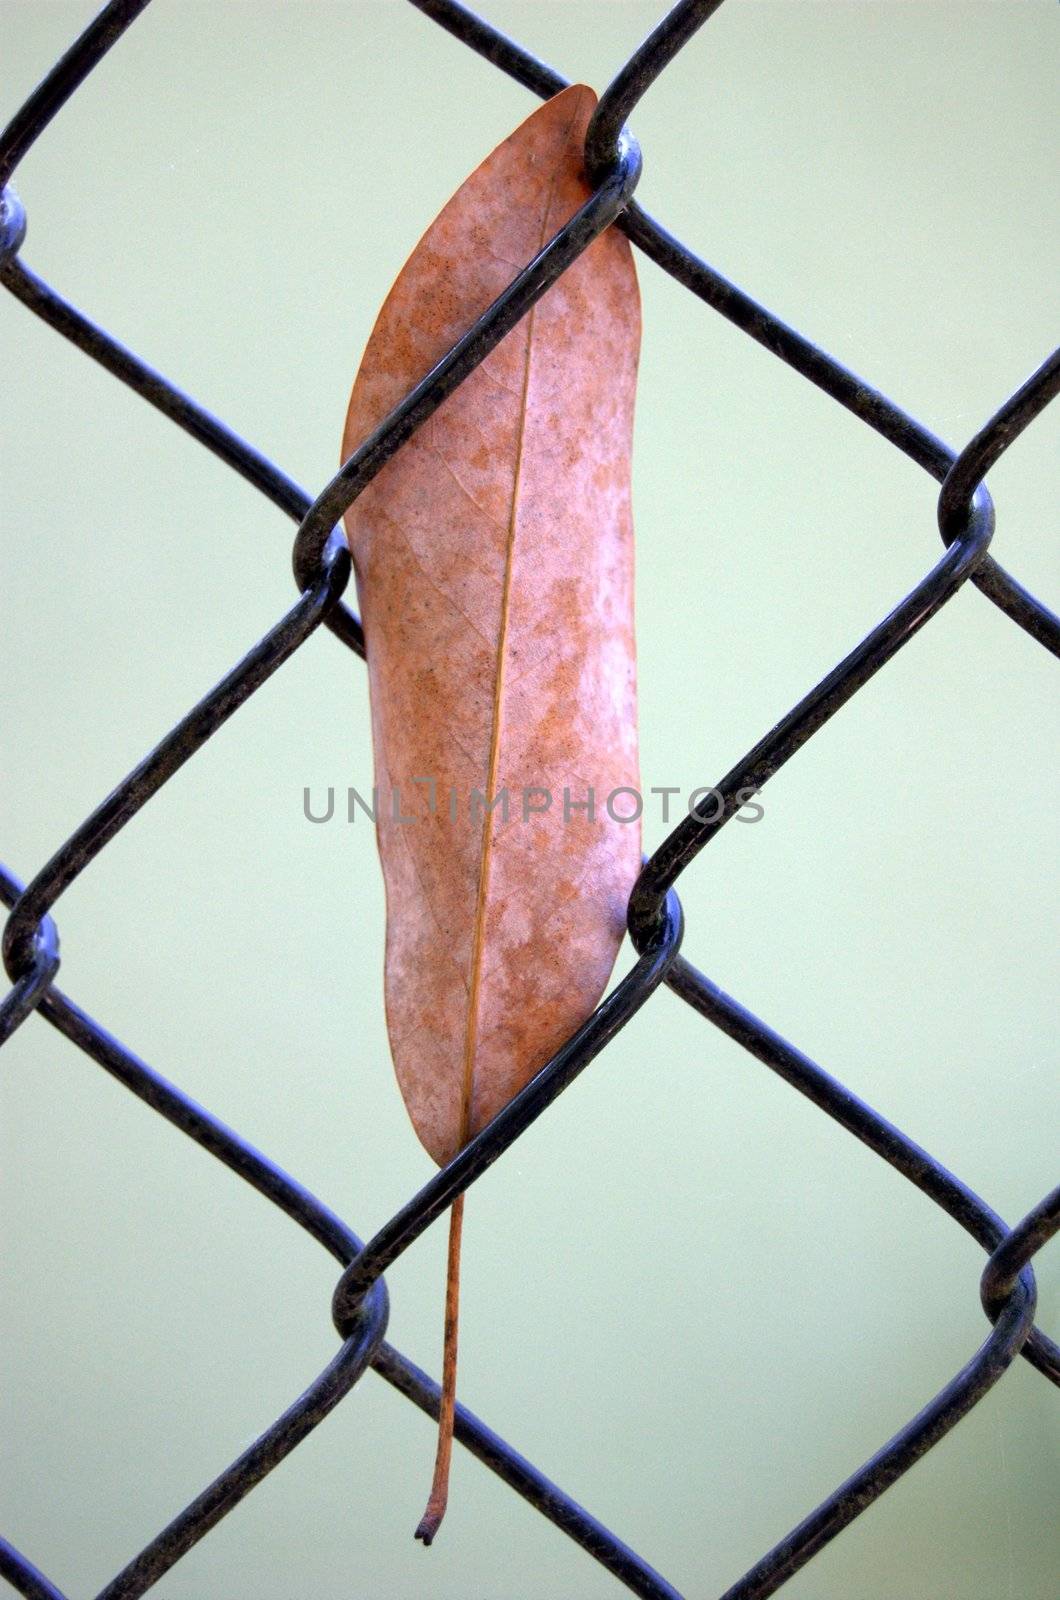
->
(343, 83), (641, 1169)
(342, 80), (642, 1543)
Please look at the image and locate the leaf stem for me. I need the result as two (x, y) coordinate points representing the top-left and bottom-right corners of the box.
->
(414, 1191), (465, 1545)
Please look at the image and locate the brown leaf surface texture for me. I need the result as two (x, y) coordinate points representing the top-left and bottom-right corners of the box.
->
(341, 84), (640, 1541)
(343, 84), (641, 1171)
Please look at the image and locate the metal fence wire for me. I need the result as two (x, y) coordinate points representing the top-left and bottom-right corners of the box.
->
(1, 1), (1057, 1596)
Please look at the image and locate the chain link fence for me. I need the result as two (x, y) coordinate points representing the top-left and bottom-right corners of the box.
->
(1, 1), (1057, 1596)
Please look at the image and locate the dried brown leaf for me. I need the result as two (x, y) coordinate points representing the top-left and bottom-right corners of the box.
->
(341, 83), (641, 1541)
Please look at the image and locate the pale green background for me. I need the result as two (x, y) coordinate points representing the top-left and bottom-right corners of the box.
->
(1, 3), (1057, 1597)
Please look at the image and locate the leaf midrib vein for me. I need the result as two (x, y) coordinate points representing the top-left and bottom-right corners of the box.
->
(455, 103), (583, 1147)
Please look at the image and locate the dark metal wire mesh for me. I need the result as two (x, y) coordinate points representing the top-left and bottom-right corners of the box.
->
(1, 2), (1057, 1596)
